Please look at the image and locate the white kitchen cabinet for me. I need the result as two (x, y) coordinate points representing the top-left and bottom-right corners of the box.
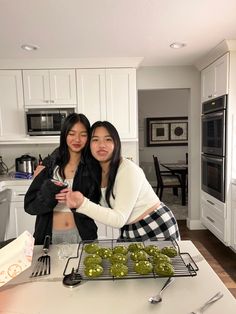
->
(23, 69), (77, 108)
(201, 53), (229, 103)
(231, 183), (236, 251)
(5, 185), (35, 239)
(1, 180), (118, 241)
(0, 70), (25, 140)
(200, 190), (228, 245)
(76, 68), (137, 139)
(96, 221), (120, 240)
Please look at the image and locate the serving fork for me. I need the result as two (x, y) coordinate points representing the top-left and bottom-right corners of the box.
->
(30, 235), (51, 277)
(189, 291), (223, 314)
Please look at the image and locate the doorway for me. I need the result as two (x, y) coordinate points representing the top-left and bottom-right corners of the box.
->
(138, 88), (189, 220)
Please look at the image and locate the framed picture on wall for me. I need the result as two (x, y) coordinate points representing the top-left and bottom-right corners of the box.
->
(146, 117), (188, 146)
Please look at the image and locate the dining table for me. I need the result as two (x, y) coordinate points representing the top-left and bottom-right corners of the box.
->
(0, 239), (235, 314)
(161, 162), (188, 206)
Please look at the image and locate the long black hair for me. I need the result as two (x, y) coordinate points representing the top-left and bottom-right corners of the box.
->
(90, 121), (121, 207)
(58, 113), (90, 179)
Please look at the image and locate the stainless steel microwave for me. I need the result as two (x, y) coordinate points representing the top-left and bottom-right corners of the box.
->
(26, 108), (74, 136)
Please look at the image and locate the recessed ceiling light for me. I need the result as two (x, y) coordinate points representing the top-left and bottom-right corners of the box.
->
(170, 42), (186, 49)
(21, 44), (39, 51)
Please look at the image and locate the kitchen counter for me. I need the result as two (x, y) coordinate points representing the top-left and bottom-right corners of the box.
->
(0, 175), (32, 190)
(0, 240), (235, 314)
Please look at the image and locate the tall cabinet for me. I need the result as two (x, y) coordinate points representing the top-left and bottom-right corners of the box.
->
(0, 70), (25, 140)
(76, 68), (137, 139)
(200, 49), (236, 250)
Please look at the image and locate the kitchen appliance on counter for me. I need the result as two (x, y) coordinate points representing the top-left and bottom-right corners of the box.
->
(0, 156), (8, 175)
(15, 154), (37, 174)
(26, 108), (74, 136)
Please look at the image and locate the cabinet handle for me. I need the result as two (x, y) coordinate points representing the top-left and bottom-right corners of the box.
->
(208, 94), (213, 98)
(206, 216), (215, 223)
(17, 193), (26, 196)
(207, 200), (215, 206)
(44, 100), (50, 103)
(50, 100), (55, 103)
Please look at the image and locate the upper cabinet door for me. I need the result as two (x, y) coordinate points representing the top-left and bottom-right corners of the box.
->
(23, 70), (50, 106)
(76, 69), (106, 124)
(106, 68), (137, 139)
(77, 68), (137, 139)
(201, 65), (215, 102)
(214, 53), (229, 99)
(50, 69), (77, 105)
(201, 53), (229, 103)
(0, 70), (25, 139)
(23, 69), (77, 108)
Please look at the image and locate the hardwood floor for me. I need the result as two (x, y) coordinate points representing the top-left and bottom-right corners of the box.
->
(178, 220), (236, 298)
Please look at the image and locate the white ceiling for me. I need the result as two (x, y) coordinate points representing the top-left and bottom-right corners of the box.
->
(1, 0), (236, 67)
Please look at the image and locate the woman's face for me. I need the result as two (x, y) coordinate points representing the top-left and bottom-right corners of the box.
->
(66, 122), (88, 154)
(90, 126), (114, 163)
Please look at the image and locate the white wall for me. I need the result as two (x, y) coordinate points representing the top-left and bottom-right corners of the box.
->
(137, 66), (201, 229)
(138, 89), (188, 185)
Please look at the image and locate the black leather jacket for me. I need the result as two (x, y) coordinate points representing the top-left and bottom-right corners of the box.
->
(24, 150), (101, 244)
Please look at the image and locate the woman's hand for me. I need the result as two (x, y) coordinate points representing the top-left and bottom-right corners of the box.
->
(33, 164), (45, 178)
(55, 189), (84, 208)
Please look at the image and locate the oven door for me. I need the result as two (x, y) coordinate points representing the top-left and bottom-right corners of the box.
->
(202, 110), (226, 156)
(201, 154), (225, 202)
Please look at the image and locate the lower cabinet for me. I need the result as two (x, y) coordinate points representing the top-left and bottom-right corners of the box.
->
(231, 183), (236, 251)
(96, 221), (120, 240)
(5, 185), (35, 239)
(200, 190), (228, 245)
(4, 182), (119, 241)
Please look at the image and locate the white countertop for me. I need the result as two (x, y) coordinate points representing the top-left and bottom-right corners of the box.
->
(0, 175), (32, 190)
(0, 240), (235, 314)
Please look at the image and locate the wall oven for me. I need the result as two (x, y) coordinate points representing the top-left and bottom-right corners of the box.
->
(201, 154), (225, 202)
(202, 95), (227, 156)
(201, 95), (227, 202)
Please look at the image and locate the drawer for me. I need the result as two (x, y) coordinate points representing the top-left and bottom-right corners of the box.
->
(201, 197), (225, 241)
(10, 186), (29, 202)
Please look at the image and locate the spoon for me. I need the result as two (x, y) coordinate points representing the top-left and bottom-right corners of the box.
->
(148, 277), (174, 304)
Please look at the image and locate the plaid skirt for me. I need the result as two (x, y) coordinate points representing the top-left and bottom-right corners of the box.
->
(119, 203), (180, 241)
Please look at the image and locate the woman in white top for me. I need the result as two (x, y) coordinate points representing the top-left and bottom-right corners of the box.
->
(56, 121), (180, 241)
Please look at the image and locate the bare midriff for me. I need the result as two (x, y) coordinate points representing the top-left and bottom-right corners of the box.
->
(130, 202), (161, 224)
(52, 212), (76, 230)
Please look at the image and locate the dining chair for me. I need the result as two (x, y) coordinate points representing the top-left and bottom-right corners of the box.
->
(152, 155), (182, 201)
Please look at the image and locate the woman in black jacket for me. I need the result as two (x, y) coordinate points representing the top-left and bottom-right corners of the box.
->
(24, 113), (101, 245)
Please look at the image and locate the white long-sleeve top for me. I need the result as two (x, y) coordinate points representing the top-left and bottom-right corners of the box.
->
(76, 158), (160, 228)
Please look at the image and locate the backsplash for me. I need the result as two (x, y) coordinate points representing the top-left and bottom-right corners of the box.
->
(0, 141), (138, 172)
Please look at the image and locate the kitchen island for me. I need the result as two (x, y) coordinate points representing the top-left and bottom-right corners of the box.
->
(0, 240), (235, 314)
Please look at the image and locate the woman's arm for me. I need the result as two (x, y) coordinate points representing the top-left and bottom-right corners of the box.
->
(24, 169), (59, 215)
(57, 161), (145, 228)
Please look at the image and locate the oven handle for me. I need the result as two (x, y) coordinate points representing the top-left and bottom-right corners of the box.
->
(201, 110), (225, 120)
(201, 154), (224, 163)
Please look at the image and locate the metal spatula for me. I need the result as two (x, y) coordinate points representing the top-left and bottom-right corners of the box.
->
(30, 235), (51, 277)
